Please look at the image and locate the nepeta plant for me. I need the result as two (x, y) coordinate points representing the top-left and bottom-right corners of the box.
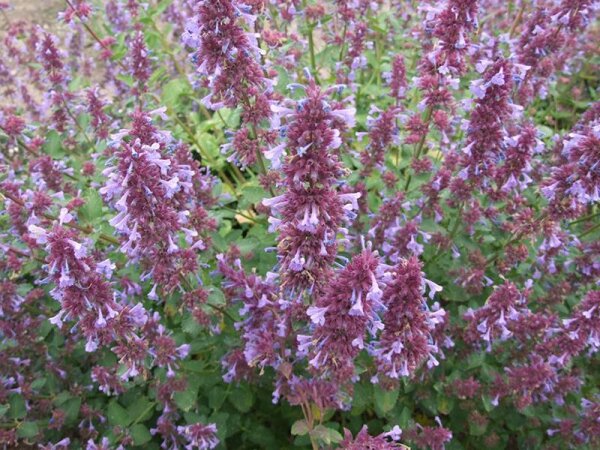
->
(0, 0), (598, 449)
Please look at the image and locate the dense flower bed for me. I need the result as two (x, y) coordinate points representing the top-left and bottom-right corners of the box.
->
(0, 0), (599, 449)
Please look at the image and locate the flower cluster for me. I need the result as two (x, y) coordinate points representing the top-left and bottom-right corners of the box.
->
(263, 82), (359, 293)
(28, 218), (148, 361)
(101, 110), (215, 295)
(373, 257), (445, 383)
(340, 425), (402, 450)
(300, 248), (385, 382)
(1, 0), (600, 448)
(463, 282), (528, 350)
(544, 111), (600, 218)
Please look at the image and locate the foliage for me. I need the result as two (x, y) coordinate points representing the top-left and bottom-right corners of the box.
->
(0, 0), (599, 449)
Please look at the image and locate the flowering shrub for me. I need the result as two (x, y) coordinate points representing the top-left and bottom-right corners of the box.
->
(0, 0), (599, 449)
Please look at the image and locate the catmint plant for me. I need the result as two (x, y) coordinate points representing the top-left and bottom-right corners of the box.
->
(0, 0), (598, 449)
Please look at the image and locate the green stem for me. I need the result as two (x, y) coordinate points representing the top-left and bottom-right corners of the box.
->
(579, 221), (600, 238)
(568, 210), (600, 226)
(485, 212), (548, 266)
(64, 0), (128, 71)
(404, 106), (433, 191)
(429, 204), (463, 265)
(338, 23), (348, 62)
(307, 23), (319, 83)
(509, 2), (526, 38)
(249, 123), (275, 196)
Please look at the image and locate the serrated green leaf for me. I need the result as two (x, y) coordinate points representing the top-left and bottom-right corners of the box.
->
(62, 397), (82, 424)
(182, 314), (203, 337)
(174, 384), (199, 412)
(43, 131), (64, 158)
(162, 79), (189, 109)
(238, 185), (267, 209)
(437, 395), (454, 415)
(208, 386), (228, 411)
(128, 397), (155, 424)
(30, 378), (46, 390)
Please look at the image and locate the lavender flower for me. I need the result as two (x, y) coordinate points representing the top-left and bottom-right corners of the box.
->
(340, 425), (403, 449)
(263, 82), (359, 292)
(301, 249), (385, 382)
(177, 423), (219, 450)
(216, 250), (288, 379)
(430, 0), (479, 75)
(458, 58), (515, 184)
(185, 0), (267, 113)
(544, 110), (600, 218)
(101, 110), (214, 293)
(464, 282), (528, 351)
(373, 257), (445, 382)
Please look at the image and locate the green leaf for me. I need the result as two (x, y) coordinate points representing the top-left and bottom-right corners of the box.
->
(37, 320), (53, 339)
(128, 397), (155, 424)
(30, 378), (46, 390)
(291, 419), (309, 436)
(208, 289), (226, 306)
(182, 314), (203, 337)
(155, 0), (173, 15)
(43, 131), (64, 158)
(174, 383), (199, 412)
(17, 421), (39, 439)
(8, 394), (26, 419)
(469, 419), (488, 436)
(131, 424), (152, 446)
(107, 400), (131, 427)
(351, 382), (371, 416)
(53, 392), (73, 406)
(0, 404), (9, 417)
(79, 189), (104, 224)
(229, 384), (253, 413)
(238, 185), (267, 209)
(197, 133), (220, 160)
(63, 397), (82, 424)
(208, 386), (228, 411)
(310, 425), (343, 445)
(162, 78), (189, 109)
(467, 352), (485, 370)
(437, 395), (455, 415)
(398, 406), (412, 428)
(373, 386), (399, 416)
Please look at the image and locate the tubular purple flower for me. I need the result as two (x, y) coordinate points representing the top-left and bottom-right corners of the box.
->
(463, 282), (529, 351)
(301, 248), (386, 382)
(177, 422), (219, 450)
(373, 256), (446, 382)
(429, 0), (479, 75)
(100, 110), (215, 293)
(216, 252), (289, 378)
(262, 82), (359, 293)
(26, 221), (153, 381)
(456, 58), (515, 187)
(340, 424), (403, 449)
(544, 112), (600, 218)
